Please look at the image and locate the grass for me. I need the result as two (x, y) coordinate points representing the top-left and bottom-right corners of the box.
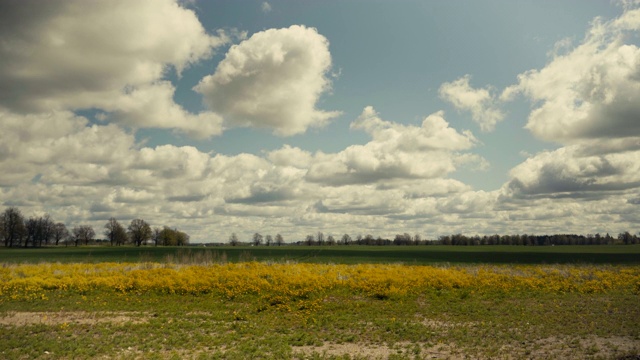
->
(1, 244), (639, 265)
(0, 246), (639, 359)
(1, 281), (638, 359)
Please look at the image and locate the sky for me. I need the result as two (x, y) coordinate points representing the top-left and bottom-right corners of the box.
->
(1, 0), (639, 243)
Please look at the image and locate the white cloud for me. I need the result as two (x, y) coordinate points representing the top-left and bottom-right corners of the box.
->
(505, 145), (640, 199)
(439, 75), (505, 132)
(195, 25), (341, 136)
(267, 145), (313, 168)
(351, 107), (477, 151)
(106, 82), (224, 138)
(498, 4), (640, 211)
(0, 0), (227, 137)
(306, 107), (482, 186)
(261, 2), (272, 13)
(436, 191), (496, 215)
(0, 111), (135, 186)
(504, 7), (640, 143)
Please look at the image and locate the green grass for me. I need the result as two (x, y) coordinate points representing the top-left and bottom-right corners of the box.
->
(1, 244), (639, 264)
(1, 287), (638, 359)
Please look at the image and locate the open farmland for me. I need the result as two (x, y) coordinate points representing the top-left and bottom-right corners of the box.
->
(1, 247), (639, 359)
(1, 245), (639, 265)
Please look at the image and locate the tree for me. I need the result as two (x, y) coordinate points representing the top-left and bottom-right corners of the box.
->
(152, 227), (161, 247)
(275, 233), (284, 246)
(25, 215), (54, 247)
(317, 232), (324, 245)
(25, 217), (39, 248)
(305, 234), (314, 246)
(341, 234), (351, 245)
(1, 207), (26, 247)
(104, 218), (127, 246)
(393, 233), (411, 246)
(128, 219), (152, 247)
(159, 226), (176, 246)
(53, 222), (69, 246)
(229, 233), (239, 246)
(327, 235), (336, 245)
(265, 234), (273, 246)
(72, 225), (95, 246)
(175, 230), (189, 246)
(252, 232), (263, 246)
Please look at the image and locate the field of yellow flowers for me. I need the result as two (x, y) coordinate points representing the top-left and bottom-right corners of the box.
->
(1, 261), (640, 359)
(2, 262), (639, 302)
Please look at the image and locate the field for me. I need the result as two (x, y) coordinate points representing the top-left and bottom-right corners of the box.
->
(1, 246), (639, 359)
(1, 245), (639, 265)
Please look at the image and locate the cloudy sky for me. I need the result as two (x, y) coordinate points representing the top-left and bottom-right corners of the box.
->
(1, 0), (639, 243)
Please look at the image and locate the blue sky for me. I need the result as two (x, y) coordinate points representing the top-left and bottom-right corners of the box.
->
(1, 1), (639, 242)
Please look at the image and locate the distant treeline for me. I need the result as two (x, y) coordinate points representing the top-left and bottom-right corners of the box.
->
(0, 207), (189, 247)
(279, 232), (639, 246)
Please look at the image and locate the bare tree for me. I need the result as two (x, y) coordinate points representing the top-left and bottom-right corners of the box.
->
(414, 234), (422, 245)
(152, 227), (161, 247)
(305, 234), (314, 246)
(105, 218), (127, 246)
(341, 234), (351, 245)
(1, 207), (26, 247)
(275, 233), (284, 246)
(72, 225), (95, 247)
(265, 234), (273, 246)
(53, 222), (69, 246)
(25, 217), (38, 248)
(128, 219), (152, 247)
(327, 235), (336, 245)
(317, 232), (324, 245)
(252, 232), (263, 246)
(23, 215), (53, 248)
(229, 233), (239, 246)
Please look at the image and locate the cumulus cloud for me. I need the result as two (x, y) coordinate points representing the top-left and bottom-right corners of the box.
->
(504, 145), (640, 199)
(306, 107), (481, 185)
(106, 82), (224, 138)
(0, 0), (227, 137)
(439, 75), (505, 132)
(351, 106), (477, 151)
(498, 4), (640, 208)
(195, 25), (341, 136)
(435, 191), (496, 215)
(0, 111), (134, 186)
(261, 2), (272, 13)
(267, 145), (313, 168)
(502, 6), (640, 143)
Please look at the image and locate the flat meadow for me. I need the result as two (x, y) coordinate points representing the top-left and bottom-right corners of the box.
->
(1, 246), (639, 359)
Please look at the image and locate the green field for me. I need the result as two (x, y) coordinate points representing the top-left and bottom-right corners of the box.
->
(1, 244), (639, 264)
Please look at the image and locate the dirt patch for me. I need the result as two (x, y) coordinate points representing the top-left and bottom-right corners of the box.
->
(293, 342), (396, 359)
(292, 336), (640, 360)
(0, 311), (148, 326)
(419, 318), (478, 330)
(501, 335), (640, 360)
(292, 342), (465, 360)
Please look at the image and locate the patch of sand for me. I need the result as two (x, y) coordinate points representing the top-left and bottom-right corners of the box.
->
(0, 311), (147, 326)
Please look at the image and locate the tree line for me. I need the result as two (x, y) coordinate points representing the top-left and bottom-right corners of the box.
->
(0, 207), (189, 247)
(240, 231), (640, 246)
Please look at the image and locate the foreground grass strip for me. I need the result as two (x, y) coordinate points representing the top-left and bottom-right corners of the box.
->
(1, 262), (639, 359)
